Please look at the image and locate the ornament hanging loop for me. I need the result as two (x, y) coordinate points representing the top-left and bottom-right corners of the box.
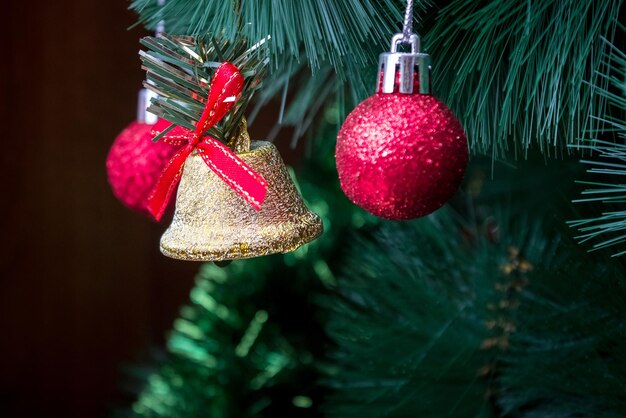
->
(391, 33), (420, 54)
(378, 32), (431, 95)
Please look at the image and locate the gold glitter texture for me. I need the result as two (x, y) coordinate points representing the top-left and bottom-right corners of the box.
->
(160, 134), (323, 261)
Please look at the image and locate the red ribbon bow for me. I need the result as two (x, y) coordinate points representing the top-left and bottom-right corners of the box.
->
(147, 62), (268, 221)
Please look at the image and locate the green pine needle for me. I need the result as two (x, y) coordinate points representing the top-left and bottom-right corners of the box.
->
(139, 34), (270, 142)
(498, 241), (626, 416)
(129, 0), (427, 78)
(569, 34), (626, 257)
(425, 0), (622, 157)
(129, 0), (431, 143)
(323, 187), (626, 417)
(131, 261), (312, 418)
(323, 207), (540, 417)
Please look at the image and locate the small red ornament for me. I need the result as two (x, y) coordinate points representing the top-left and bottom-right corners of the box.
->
(106, 120), (178, 216)
(336, 33), (468, 220)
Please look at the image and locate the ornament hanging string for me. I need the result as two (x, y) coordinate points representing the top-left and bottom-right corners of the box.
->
(147, 62), (268, 221)
(402, 0), (414, 42)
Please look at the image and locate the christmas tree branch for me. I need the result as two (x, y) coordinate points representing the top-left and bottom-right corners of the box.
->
(130, 0), (432, 144)
(139, 34), (270, 142)
(569, 33), (626, 257)
(324, 162), (626, 417)
(425, 0), (622, 157)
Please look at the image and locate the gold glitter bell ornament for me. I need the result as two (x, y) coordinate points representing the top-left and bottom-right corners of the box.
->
(160, 122), (323, 261)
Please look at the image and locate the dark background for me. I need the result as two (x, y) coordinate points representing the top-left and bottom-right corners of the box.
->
(0, 2), (284, 417)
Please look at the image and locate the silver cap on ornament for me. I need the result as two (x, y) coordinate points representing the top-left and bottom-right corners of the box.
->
(136, 88), (159, 124)
(378, 0), (431, 95)
(378, 33), (431, 95)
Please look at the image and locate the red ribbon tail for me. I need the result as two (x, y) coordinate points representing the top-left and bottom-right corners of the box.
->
(196, 140), (268, 210)
(147, 145), (194, 221)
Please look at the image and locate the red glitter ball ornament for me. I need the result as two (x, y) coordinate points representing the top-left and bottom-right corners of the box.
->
(336, 93), (468, 220)
(106, 121), (178, 216)
(336, 31), (468, 220)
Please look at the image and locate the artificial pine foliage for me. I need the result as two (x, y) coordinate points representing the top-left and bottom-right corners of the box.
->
(131, 259), (324, 418)
(569, 33), (626, 257)
(426, 0), (622, 157)
(139, 34), (269, 142)
(131, 0), (623, 155)
(323, 160), (626, 417)
(130, 0), (427, 137)
(499, 246), (626, 416)
(323, 211), (500, 417)
(130, 0), (419, 76)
